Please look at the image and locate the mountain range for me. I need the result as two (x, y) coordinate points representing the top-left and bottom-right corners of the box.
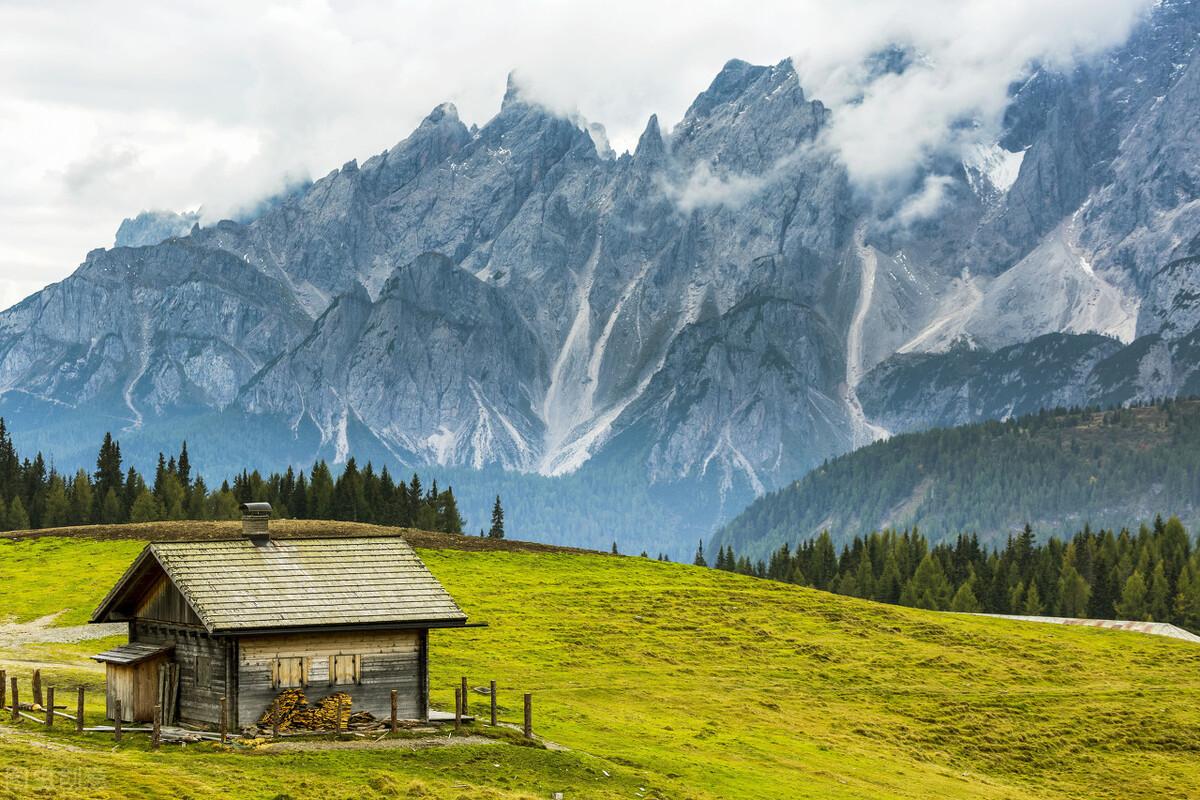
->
(2, 0), (1199, 556)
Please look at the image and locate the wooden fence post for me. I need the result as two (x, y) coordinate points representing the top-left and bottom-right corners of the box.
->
(490, 680), (497, 726)
(454, 687), (462, 732)
(219, 697), (227, 744)
(0, 669), (6, 712)
(45, 687), (54, 728)
(390, 689), (398, 734)
(271, 697), (280, 738)
(461, 676), (468, 718)
(152, 704), (161, 750)
(31, 669), (42, 708)
(523, 693), (532, 739)
(76, 687), (85, 732)
(113, 700), (123, 742)
(10, 677), (18, 722)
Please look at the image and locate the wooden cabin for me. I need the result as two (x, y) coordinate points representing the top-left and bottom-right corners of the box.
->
(90, 503), (470, 727)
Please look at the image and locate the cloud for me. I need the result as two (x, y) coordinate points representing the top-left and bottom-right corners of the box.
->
(0, 0), (1156, 308)
(790, 0), (1154, 194)
(895, 174), (955, 226)
(661, 162), (773, 213)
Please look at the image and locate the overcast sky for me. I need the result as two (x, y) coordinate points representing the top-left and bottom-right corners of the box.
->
(0, 0), (1153, 311)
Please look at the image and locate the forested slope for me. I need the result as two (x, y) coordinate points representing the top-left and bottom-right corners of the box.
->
(714, 399), (1200, 561)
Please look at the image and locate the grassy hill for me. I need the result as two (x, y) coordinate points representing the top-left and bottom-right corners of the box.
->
(2, 521), (1200, 798)
(714, 399), (1200, 561)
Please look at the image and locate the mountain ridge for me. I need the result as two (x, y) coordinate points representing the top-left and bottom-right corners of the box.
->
(2, 1), (1200, 555)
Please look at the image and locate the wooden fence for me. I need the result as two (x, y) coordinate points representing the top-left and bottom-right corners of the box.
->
(1, 669), (536, 747)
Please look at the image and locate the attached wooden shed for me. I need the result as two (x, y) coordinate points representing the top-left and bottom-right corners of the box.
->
(90, 508), (470, 727)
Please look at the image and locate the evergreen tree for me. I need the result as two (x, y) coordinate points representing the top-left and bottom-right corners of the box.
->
(93, 433), (123, 516)
(693, 539), (707, 567)
(1021, 581), (1044, 616)
(42, 474), (70, 528)
(950, 580), (981, 612)
(99, 488), (123, 524)
(130, 488), (161, 523)
(612, 541), (619, 555)
(1057, 559), (1091, 617)
(5, 495), (29, 531)
(177, 441), (191, 490)
(488, 495), (505, 539)
(904, 553), (952, 610)
(1148, 561), (1171, 621)
(69, 469), (93, 526)
(308, 461), (335, 520)
(436, 486), (464, 533)
(1174, 566), (1200, 630)
(1115, 570), (1149, 621)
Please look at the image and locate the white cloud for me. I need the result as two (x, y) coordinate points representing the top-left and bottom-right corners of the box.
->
(0, 0), (1155, 309)
(895, 174), (955, 226)
(661, 162), (774, 213)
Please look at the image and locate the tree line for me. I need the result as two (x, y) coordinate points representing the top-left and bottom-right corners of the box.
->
(713, 397), (1200, 561)
(0, 420), (508, 536)
(702, 516), (1200, 632)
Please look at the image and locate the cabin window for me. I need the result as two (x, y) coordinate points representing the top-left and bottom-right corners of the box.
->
(271, 656), (308, 689)
(329, 654), (361, 685)
(195, 655), (212, 687)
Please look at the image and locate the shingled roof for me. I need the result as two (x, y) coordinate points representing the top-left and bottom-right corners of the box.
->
(91, 536), (468, 634)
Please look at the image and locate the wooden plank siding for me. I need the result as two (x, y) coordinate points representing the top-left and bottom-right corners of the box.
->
(134, 574), (204, 627)
(105, 655), (168, 722)
(134, 621), (231, 726)
(237, 629), (425, 725)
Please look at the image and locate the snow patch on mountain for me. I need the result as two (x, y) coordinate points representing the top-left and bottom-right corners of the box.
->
(963, 142), (1026, 200)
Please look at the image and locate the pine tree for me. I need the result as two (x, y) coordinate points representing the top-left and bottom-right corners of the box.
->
(130, 488), (161, 523)
(1148, 561), (1171, 621)
(853, 555), (875, 599)
(308, 461), (335, 519)
(950, 580), (981, 612)
(93, 433), (123, 516)
(6, 495), (29, 531)
(99, 488), (123, 524)
(1021, 581), (1044, 615)
(69, 469), (93, 526)
(1174, 566), (1200, 630)
(436, 486), (464, 534)
(1115, 570), (1149, 621)
(905, 553), (952, 610)
(488, 495), (505, 539)
(1057, 559), (1091, 617)
(693, 539), (707, 567)
(42, 474), (70, 528)
(612, 541), (619, 555)
(177, 441), (191, 490)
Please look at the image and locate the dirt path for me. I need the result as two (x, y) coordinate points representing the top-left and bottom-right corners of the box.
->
(0, 612), (124, 649)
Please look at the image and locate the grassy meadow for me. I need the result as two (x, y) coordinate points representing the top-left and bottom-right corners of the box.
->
(2, 524), (1200, 798)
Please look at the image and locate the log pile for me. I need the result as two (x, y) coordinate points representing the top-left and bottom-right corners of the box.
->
(256, 689), (360, 732)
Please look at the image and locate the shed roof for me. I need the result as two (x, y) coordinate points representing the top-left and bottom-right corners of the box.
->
(92, 641), (174, 666)
(90, 536), (468, 634)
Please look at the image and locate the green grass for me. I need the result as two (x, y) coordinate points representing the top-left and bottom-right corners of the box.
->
(3, 528), (1200, 798)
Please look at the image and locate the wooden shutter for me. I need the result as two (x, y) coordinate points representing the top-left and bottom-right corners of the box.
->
(273, 657), (307, 689)
(330, 654), (361, 685)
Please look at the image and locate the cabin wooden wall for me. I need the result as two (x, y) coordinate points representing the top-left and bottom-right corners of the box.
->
(105, 655), (168, 722)
(134, 621), (232, 726)
(236, 629), (425, 726)
(135, 575), (204, 627)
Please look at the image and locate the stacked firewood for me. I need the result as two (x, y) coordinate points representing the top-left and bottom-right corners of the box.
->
(256, 689), (363, 732)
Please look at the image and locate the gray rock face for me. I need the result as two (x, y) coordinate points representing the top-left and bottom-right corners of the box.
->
(3, 2), (1200, 554)
(115, 210), (201, 248)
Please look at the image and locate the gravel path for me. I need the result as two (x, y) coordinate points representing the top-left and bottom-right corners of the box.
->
(0, 612), (124, 649)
